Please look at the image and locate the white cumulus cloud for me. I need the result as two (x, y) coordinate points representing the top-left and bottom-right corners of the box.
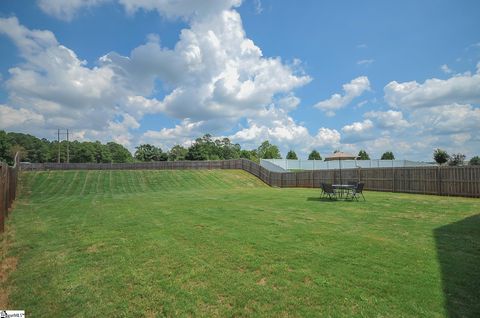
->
(357, 59), (374, 66)
(364, 110), (410, 130)
(6, 1), (477, 160)
(440, 64), (453, 74)
(37, 0), (242, 21)
(381, 65), (480, 158)
(0, 17), (126, 133)
(229, 105), (340, 155)
(0, 104), (45, 129)
(314, 76), (370, 116)
(340, 119), (374, 143)
(1, 3), (311, 149)
(412, 104), (480, 135)
(102, 9), (310, 122)
(37, 0), (110, 21)
(342, 119), (373, 134)
(384, 68), (480, 109)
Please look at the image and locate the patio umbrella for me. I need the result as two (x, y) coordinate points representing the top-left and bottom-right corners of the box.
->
(324, 152), (358, 184)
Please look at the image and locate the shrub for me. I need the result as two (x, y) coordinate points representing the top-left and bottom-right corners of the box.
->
(433, 149), (449, 165)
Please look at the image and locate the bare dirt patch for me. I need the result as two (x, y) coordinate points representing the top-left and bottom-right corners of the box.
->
(86, 243), (104, 253)
(0, 256), (18, 308)
(257, 277), (267, 286)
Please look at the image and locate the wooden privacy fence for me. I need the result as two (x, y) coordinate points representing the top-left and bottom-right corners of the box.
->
(20, 159), (480, 198)
(1, 153), (20, 232)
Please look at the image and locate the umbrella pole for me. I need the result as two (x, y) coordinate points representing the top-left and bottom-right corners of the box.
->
(340, 159), (342, 185)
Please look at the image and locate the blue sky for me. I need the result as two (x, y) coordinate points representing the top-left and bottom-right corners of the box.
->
(0, 0), (479, 160)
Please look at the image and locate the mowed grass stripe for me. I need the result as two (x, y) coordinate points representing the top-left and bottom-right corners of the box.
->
(94, 170), (102, 195)
(31, 171), (54, 198)
(43, 171), (69, 202)
(135, 169), (148, 193)
(55, 170), (78, 198)
(90, 171), (99, 195)
(118, 170), (130, 194)
(127, 170), (139, 194)
(33, 170), (54, 196)
(80, 170), (92, 196)
(65, 170), (84, 197)
(42, 171), (64, 199)
(5, 169), (479, 317)
(100, 171), (111, 198)
(140, 170), (154, 192)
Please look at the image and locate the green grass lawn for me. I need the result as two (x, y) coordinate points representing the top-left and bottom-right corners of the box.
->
(1, 169), (479, 317)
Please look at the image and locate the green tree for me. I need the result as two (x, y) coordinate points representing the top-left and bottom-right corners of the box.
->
(308, 150), (322, 160)
(0, 130), (134, 164)
(257, 141), (282, 159)
(49, 140), (66, 163)
(107, 142), (133, 163)
(168, 145), (188, 161)
(216, 138), (241, 160)
(358, 150), (370, 160)
(239, 149), (259, 162)
(186, 135), (212, 160)
(286, 150), (298, 160)
(71, 142), (95, 163)
(9, 144), (26, 162)
(433, 148), (449, 165)
(448, 153), (465, 166)
(37, 139), (51, 162)
(186, 135), (242, 160)
(0, 130), (11, 163)
(92, 141), (112, 163)
(186, 144), (208, 160)
(381, 151), (395, 160)
(6, 131), (51, 163)
(135, 144), (166, 161)
(469, 156), (480, 165)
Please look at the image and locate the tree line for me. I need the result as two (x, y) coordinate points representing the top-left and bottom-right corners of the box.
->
(1, 130), (478, 165)
(0, 131), (286, 164)
(0, 130), (133, 165)
(433, 148), (479, 166)
(133, 135), (283, 162)
(0, 130), (358, 164)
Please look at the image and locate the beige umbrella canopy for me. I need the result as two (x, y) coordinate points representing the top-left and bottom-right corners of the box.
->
(324, 152), (358, 161)
(324, 152), (358, 184)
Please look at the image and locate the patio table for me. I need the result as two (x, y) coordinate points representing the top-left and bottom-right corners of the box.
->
(332, 184), (355, 198)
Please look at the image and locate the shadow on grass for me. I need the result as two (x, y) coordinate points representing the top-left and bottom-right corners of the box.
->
(434, 214), (480, 317)
(306, 197), (355, 203)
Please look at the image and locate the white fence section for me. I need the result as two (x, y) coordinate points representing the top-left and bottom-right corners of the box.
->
(259, 159), (287, 172)
(261, 159), (435, 171)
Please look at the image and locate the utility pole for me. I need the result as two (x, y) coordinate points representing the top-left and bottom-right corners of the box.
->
(56, 129), (70, 163)
(57, 129), (61, 163)
(66, 129), (70, 163)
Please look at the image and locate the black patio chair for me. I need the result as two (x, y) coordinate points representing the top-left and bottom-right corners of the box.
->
(322, 184), (338, 200)
(320, 183), (327, 197)
(346, 181), (358, 196)
(347, 182), (365, 201)
(347, 181), (358, 187)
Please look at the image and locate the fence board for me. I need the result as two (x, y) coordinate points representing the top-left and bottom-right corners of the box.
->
(1, 153), (20, 232)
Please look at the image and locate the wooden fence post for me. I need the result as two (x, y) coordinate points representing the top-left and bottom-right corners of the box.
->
(0, 153), (20, 232)
(0, 165), (4, 232)
(437, 166), (442, 196)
